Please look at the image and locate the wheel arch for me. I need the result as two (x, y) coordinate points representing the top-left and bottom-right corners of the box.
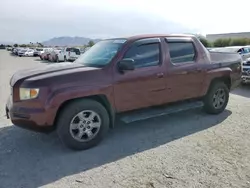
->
(53, 95), (115, 129)
(206, 76), (231, 96)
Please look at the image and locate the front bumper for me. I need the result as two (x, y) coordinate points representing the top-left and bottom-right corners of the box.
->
(5, 97), (54, 133)
(242, 75), (250, 83)
(68, 57), (77, 61)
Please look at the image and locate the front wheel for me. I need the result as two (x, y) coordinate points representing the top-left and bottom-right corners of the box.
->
(56, 99), (110, 150)
(203, 81), (229, 114)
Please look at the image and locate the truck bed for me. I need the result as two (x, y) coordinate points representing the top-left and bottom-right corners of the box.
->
(209, 51), (242, 65)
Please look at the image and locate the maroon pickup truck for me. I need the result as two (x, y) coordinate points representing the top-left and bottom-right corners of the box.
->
(6, 34), (242, 150)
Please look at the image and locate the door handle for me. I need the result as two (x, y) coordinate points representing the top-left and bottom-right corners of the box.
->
(187, 68), (202, 74)
(156, 73), (164, 78)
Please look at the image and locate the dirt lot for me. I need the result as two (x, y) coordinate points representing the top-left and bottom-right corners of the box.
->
(0, 50), (250, 188)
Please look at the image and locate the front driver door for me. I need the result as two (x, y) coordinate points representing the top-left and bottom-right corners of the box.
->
(113, 38), (167, 112)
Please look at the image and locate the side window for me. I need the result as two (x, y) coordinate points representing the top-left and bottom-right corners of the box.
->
(243, 48), (249, 53)
(124, 43), (160, 68)
(167, 42), (195, 64)
(237, 48), (243, 53)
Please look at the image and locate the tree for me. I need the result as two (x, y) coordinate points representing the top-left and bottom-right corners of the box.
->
(213, 38), (250, 47)
(194, 34), (212, 47)
(213, 38), (232, 47)
(199, 37), (212, 47)
(13, 44), (18, 47)
(19, 44), (27, 47)
(37, 43), (44, 47)
(88, 40), (95, 47)
(229, 38), (250, 46)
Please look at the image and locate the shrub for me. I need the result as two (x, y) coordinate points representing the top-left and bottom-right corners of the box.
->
(199, 37), (212, 47)
(88, 40), (95, 47)
(213, 38), (250, 47)
(19, 44), (27, 47)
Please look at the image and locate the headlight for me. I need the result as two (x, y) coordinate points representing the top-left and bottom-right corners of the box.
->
(19, 88), (39, 100)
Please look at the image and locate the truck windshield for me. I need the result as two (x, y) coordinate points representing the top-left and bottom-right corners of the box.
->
(75, 39), (126, 67)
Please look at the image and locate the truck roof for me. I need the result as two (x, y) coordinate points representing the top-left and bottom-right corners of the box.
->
(106, 34), (196, 41)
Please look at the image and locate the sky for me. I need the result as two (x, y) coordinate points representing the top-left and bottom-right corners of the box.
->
(0, 0), (249, 43)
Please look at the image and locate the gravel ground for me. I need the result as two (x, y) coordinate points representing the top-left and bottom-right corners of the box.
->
(0, 50), (250, 188)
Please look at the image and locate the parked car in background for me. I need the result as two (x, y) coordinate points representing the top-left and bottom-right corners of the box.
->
(33, 48), (43, 57)
(47, 49), (59, 62)
(39, 48), (48, 59)
(0, 44), (6, 49)
(241, 45), (250, 84)
(18, 49), (28, 57)
(211, 46), (250, 61)
(68, 48), (81, 62)
(209, 46), (249, 84)
(24, 49), (35, 57)
(6, 47), (12, 51)
(40, 48), (53, 60)
(5, 34), (242, 150)
(55, 47), (79, 62)
(80, 48), (85, 54)
(49, 49), (62, 62)
(13, 48), (22, 55)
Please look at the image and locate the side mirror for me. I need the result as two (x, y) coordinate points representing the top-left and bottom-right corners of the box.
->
(118, 58), (135, 73)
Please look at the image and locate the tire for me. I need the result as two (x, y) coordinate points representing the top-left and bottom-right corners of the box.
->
(56, 56), (59, 63)
(56, 99), (110, 150)
(241, 81), (247, 86)
(203, 81), (229, 114)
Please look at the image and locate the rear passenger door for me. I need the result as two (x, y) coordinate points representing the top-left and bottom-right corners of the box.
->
(164, 38), (204, 102)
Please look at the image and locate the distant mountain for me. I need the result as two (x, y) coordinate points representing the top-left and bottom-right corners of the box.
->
(42, 36), (101, 47)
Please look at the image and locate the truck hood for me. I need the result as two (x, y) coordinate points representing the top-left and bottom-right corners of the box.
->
(10, 62), (87, 86)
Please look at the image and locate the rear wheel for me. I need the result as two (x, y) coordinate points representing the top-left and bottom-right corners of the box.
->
(56, 55), (59, 63)
(203, 81), (229, 114)
(56, 99), (110, 150)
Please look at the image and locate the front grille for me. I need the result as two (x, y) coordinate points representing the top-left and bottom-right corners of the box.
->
(242, 71), (248, 75)
(243, 68), (250, 72)
(243, 61), (250, 65)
